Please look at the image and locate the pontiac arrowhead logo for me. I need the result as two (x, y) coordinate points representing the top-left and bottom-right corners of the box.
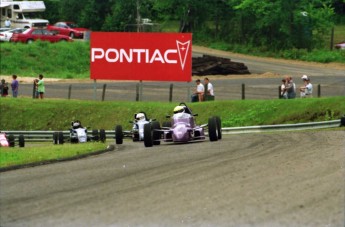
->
(176, 40), (190, 70)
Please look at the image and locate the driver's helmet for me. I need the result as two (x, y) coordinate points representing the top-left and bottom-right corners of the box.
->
(173, 106), (185, 114)
(136, 113), (145, 121)
(72, 121), (81, 128)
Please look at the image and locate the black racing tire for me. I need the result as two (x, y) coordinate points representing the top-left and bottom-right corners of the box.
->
(53, 131), (58, 144)
(92, 129), (99, 142)
(19, 134), (25, 147)
(162, 121), (172, 128)
(8, 134), (15, 147)
(215, 116), (222, 140)
(208, 117), (218, 142)
(151, 121), (161, 145)
(143, 123), (153, 147)
(58, 131), (64, 144)
(115, 125), (123, 144)
(99, 129), (106, 143)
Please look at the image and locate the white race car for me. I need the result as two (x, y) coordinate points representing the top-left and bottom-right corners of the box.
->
(114, 112), (158, 144)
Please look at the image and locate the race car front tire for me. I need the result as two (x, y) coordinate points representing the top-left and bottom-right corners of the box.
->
(143, 123), (153, 147)
(208, 117), (218, 142)
(151, 121), (161, 145)
(19, 134), (25, 147)
(115, 125), (123, 144)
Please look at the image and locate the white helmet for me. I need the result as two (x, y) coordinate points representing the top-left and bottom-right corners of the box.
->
(136, 113), (145, 120)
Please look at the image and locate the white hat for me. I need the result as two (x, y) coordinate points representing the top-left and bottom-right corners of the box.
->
(301, 75), (308, 80)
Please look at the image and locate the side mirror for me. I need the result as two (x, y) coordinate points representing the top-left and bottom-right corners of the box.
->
(193, 114), (198, 117)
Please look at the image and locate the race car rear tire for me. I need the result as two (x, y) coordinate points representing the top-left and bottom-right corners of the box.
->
(8, 134), (15, 147)
(92, 129), (99, 142)
(53, 131), (58, 144)
(58, 131), (64, 144)
(208, 117), (218, 142)
(143, 123), (153, 147)
(215, 116), (222, 140)
(115, 125), (123, 144)
(151, 121), (161, 145)
(99, 129), (106, 142)
(19, 134), (25, 147)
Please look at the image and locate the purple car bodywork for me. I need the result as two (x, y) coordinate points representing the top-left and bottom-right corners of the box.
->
(163, 116), (205, 142)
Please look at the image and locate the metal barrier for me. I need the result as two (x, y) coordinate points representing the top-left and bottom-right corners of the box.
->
(2, 120), (341, 142)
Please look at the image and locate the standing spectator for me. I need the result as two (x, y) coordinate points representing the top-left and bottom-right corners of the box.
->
(203, 77), (215, 101)
(37, 74), (45, 99)
(280, 79), (287, 99)
(191, 79), (204, 102)
(0, 79), (9, 97)
(4, 17), (11, 28)
(300, 76), (313, 98)
(285, 76), (296, 99)
(33, 79), (39, 98)
(11, 75), (19, 98)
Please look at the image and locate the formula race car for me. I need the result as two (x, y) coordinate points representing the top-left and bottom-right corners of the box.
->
(142, 102), (222, 147)
(0, 132), (25, 147)
(53, 120), (106, 144)
(114, 112), (158, 144)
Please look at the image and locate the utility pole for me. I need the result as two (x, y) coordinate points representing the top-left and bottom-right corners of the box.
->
(136, 0), (141, 32)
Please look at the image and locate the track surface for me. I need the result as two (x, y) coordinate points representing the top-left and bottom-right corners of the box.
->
(0, 131), (344, 226)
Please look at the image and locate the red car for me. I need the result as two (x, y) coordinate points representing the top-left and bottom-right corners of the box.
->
(10, 28), (73, 43)
(47, 22), (88, 39)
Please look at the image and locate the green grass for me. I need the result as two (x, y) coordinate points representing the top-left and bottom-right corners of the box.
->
(0, 143), (107, 168)
(0, 41), (90, 79)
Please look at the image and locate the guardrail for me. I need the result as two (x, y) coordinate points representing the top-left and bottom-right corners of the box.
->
(2, 120), (341, 142)
(222, 119), (341, 134)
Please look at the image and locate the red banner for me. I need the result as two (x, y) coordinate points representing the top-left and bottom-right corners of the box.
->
(90, 32), (192, 82)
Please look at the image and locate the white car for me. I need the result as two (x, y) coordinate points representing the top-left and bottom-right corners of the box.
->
(0, 28), (27, 42)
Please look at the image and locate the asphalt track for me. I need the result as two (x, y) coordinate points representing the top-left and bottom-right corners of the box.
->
(0, 131), (344, 226)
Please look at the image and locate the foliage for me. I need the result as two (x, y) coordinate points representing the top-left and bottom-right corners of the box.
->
(41, 0), (345, 51)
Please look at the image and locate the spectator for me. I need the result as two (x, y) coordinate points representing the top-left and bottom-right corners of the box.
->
(0, 79), (9, 97)
(204, 77), (215, 101)
(37, 74), (45, 99)
(4, 17), (11, 28)
(33, 79), (39, 98)
(300, 76), (313, 98)
(280, 79), (287, 99)
(191, 79), (204, 102)
(285, 76), (296, 99)
(11, 75), (19, 98)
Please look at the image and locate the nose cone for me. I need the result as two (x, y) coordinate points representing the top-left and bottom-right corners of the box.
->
(172, 124), (188, 142)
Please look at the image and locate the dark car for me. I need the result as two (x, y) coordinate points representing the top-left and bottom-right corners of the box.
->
(10, 28), (73, 43)
(47, 22), (88, 39)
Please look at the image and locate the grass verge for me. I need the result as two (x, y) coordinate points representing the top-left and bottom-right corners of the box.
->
(0, 142), (108, 169)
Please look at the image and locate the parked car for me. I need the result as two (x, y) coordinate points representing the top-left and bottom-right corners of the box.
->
(10, 28), (73, 43)
(47, 22), (88, 39)
(0, 28), (27, 42)
(335, 41), (345, 50)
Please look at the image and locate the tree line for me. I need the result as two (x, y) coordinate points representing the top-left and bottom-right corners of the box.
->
(43, 0), (345, 50)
